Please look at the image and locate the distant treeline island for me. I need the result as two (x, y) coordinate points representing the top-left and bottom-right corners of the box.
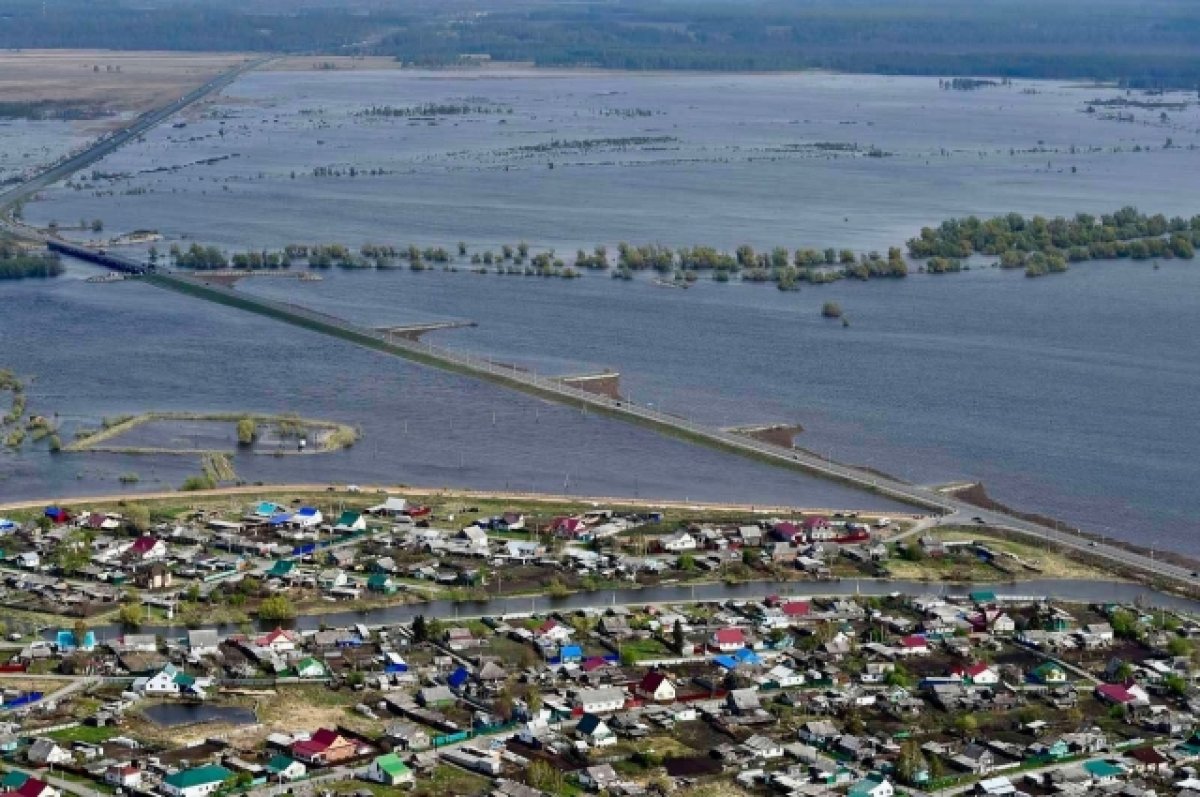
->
(164, 207), (1198, 287)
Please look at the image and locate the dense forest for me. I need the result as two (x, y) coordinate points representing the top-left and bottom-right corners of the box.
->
(1, 0), (1198, 88)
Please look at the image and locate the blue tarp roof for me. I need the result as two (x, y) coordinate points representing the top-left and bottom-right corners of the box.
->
(268, 514), (293, 525)
(560, 645), (583, 659)
(447, 667), (470, 688)
(734, 648), (761, 665)
(714, 654), (739, 670)
(296, 507), (319, 516)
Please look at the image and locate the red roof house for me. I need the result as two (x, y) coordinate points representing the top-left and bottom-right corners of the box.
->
(711, 627), (747, 652)
(292, 728), (356, 765)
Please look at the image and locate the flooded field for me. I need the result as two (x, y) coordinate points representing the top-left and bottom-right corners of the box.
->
(5, 67), (1200, 552)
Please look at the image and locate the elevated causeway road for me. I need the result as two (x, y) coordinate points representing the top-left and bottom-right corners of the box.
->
(148, 273), (1198, 590)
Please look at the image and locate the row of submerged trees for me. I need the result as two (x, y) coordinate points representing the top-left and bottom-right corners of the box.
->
(161, 207), (1196, 283)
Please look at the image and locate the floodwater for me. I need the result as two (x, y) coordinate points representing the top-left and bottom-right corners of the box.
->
(69, 577), (1200, 640)
(142, 702), (256, 727)
(0, 118), (91, 186)
(6, 68), (1200, 552)
(0, 259), (911, 513)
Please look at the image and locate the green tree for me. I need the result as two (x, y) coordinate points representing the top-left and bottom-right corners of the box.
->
(118, 602), (145, 627)
(1167, 636), (1192, 657)
(257, 594), (296, 620)
(236, 417), (256, 446)
(53, 529), (91, 575)
(411, 614), (427, 643)
(527, 760), (563, 792)
(897, 739), (928, 784)
(124, 503), (150, 532)
(672, 619), (685, 652)
(677, 553), (696, 571)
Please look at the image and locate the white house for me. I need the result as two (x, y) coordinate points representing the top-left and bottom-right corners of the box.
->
(636, 671), (677, 702)
(763, 664), (805, 689)
(16, 551), (40, 569)
(712, 627), (747, 652)
(536, 619), (574, 644)
(742, 734), (784, 760)
(256, 628), (299, 653)
(104, 766), (142, 789)
(188, 629), (220, 657)
(293, 507), (323, 528)
(368, 497), (408, 517)
(26, 738), (72, 766)
(952, 662), (1000, 686)
(661, 531), (697, 553)
(575, 687), (626, 714)
(576, 713), (617, 746)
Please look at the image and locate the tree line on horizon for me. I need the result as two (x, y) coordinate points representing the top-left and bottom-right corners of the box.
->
(0, 0), (1197, 89)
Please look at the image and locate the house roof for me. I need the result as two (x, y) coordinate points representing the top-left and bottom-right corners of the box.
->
(374, 753), (410, 777)
(1096, 683), (1136, 704)
(163, 765), (232, 790)
(954, 662), (993, 678)
(576, 713), (608, 735)
(900, 634), (928, 648)
(257, 627), (298, 646)
(714, 627), (746, 644)
(335, 511), (361, 526)
(1083, 759), (1124, 778)
(129, 536), (158, 553)
(1126, 746), (1167, 765)
(266, 755), (301, 773)
(15, 779), (49, 797)
(782, 600), (811, 616)
(639, 671), (670, 692)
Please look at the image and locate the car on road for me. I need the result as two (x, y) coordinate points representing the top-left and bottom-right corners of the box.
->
(972, 516), (985, 523)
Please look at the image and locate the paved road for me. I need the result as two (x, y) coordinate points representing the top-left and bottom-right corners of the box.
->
(0, 56), (270, 224)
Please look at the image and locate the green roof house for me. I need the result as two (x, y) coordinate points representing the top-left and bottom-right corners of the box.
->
(969, 590), (997, 605)
(1031, 662), (1068, 685)
(1083, 760), (1124, 782)
(294, 657), (328, 679)
(266, 755), (306, 781)
(848, 775), (894, 797)
(334, 511), (366, 533)
(367, 752), (414, 786)
(367, 572), (397, 594)
(267, 560), (294, 578)
(1, 771), (29, 790)
(162, 764), (232, 797)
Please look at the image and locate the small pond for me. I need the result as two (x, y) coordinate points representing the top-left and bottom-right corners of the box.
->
(142, 703), (257, 727)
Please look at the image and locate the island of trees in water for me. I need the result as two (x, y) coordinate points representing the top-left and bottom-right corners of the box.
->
(162, 207), (1196, 288)
(0, 237), (64, 280)
(908, 207), (1198, 277)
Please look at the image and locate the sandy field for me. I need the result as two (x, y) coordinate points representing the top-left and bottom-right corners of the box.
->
(0, 50), (249, 124)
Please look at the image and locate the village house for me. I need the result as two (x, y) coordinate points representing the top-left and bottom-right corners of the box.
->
(367, 752), (414, 786)
(161, 765), (232, 797)
(291, 728), (357, 765)
(575, 687), (626, 714)
(575, 713), (617, 747)
(636, 671), (677, 702)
